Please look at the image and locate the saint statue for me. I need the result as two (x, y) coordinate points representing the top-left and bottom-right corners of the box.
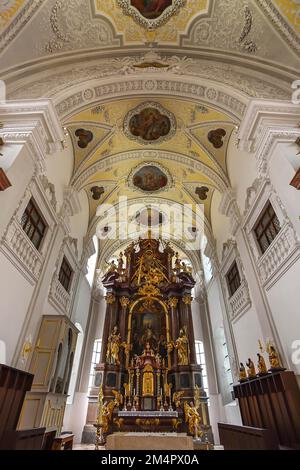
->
(175, 328), (190, 366)
(118, 252), (124, 275)
(239, 363), (247, 382)
(106, 259), (117, 273)
(257, 353), (268, 375)
(106, 326), (122, 365)
(246, 358), (256, 379)
(267, 343), (283, 370)
(184, 402), (203, 439)
(174, 253), (182, 275)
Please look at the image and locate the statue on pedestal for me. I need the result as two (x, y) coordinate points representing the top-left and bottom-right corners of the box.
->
(257, 353), (268, 376)
(175, 328), (190, 366)
(267, 342), (284, 370)
(246, 358), (256, 379)
(184, 402), (203, 439)
(239, 363), (247, 382)
(106, 326), (122, 365)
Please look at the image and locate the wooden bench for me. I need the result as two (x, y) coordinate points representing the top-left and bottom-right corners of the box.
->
(53, 433), (74, 451)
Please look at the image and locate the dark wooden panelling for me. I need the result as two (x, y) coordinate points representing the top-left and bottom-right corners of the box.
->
(234, 371), (300, 449)
(218, 422), (279, 450)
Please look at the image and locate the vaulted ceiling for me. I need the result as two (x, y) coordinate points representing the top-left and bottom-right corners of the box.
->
(1, 0), (299, 265)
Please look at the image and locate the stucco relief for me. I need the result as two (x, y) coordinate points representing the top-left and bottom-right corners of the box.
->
(45, 0), (119, 53)
(183, 0), (266, 56)
(7, 55), (290, 104)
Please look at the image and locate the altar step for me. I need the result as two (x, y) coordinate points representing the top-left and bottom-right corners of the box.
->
(106, 433), (194, 451)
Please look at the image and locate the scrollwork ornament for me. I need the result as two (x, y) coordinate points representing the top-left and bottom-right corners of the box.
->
(106, 294), (116, 305)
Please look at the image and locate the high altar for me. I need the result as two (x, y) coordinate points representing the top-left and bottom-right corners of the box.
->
(83, 237), (212, 442)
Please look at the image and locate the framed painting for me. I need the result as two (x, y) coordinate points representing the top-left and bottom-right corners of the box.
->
(116, 0), (186, 30)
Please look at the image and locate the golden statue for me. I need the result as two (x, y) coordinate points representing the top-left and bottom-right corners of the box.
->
(174, 253), (182, 274)
(122, 342), (132, 362)
(106, 259), (117, 273)
(101, 401), (116, 434)
(246, 358), (256, 379)
(257, 353), (268, 375)
(123, 382), (131, 399)
(239, 363), (247, 381)
(117, 252), (124, 274)
(175, 327), (190, 366)
(106, 326), (122, 365)
(173, 391), (184, 409)
(266, 342), (283, 370)
(184, 402), (203, 439)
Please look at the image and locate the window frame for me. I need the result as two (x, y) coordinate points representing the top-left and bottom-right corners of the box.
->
(88, 339), (102, 391)
(253, 201), (281, 255)
(58, 256), (74, 293)
(21, 198), (47, 251)
(195, 340), (209, 397)
(226, 261), (241, 298)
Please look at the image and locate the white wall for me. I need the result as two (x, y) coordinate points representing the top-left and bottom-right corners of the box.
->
(0, 252), (35, 364)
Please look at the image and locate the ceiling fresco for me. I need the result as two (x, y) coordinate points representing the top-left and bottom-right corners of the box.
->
(66, 97), (235, 225)
(270, 0), (300, 34)
(95, 0), (207, 44)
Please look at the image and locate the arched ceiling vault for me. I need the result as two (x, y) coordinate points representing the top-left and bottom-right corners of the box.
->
(64, 94), (236, 233)
(1, 0), (299, 257)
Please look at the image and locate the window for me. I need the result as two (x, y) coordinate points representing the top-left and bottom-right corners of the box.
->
(226, 262), (241, 297)
(223, 341), (234, 390)
(21, 198), (47, 251)
(254, 202), (281, 255)
(86, 236), (98, 287)
(88, 339), (102, 390)
(58, 257), (73, 293)
(195, 341), (209, 396)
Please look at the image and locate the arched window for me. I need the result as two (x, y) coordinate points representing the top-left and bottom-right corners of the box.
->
(86, 236), (99, 287)
(195, 340), (209, 396)
(88, 339), (102, 391)
(67, 323), (84, 404)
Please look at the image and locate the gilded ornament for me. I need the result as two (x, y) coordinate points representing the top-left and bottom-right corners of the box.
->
(106, 294), (116, 304)
(120, 296), (130, 308)
(168, 297), (178, 309)
(138, 282), (161, 297)
(183, 295), (192, 305)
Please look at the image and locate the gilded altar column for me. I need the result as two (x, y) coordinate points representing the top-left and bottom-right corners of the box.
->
(100, 293), (116, 364)
(168, 297), (179, 368)
(183, 295), (197, 364)
(119, 296), (130, 365)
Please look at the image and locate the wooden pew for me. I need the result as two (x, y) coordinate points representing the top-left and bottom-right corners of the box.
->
(218, 422), (279, 450)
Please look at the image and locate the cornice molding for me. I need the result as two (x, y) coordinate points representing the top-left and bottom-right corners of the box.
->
(0, 100), (65, 174)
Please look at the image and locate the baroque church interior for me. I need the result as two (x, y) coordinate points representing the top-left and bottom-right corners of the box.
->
(0, 0), (300, 452)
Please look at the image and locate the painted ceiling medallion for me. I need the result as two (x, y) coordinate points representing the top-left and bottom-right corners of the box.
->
(124, 102), (176, 145)
(116, 0), (186, 30)
(128, 162), (173, 193)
